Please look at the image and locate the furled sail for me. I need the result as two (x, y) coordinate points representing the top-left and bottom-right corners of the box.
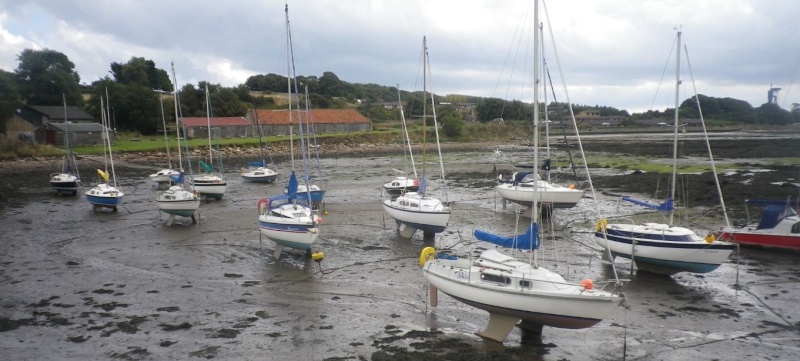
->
(474, 223), (540, 250)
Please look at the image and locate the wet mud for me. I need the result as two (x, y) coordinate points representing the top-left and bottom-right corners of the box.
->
(1, 131), (799, 360)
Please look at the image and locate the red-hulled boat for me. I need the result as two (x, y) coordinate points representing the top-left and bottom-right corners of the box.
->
(717, 200), (800, 251)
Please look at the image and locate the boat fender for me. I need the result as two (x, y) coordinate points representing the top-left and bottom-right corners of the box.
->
(419, 247), (436, 267)
(569, 184), (575, 189)
(595, 218), (608, 232)
(257, 198), (269, 214)
(704, 233), (715, 243)
(580, 279), (594, 290)
(316, 216), (323, 224)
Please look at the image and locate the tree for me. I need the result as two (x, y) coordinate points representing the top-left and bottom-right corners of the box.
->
(755, 103), (793, 125)
(15, 48), (82, 106)
(438, 105), (463, 137)
(0, 70), (22, 135)
(110, 57), (172, 91)
(87, 77), (162, 134)
(475, 98), (506, 122)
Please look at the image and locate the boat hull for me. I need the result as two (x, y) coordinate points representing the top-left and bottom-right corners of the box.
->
(242, 174), (278, 183)
(157, 200), (200, 217)
(382, 198), (450, 234)
(50, 174), (80, 195)
(149, 169), (180, 183)
(242, 167), (278, 183)
(495, 183), (583, 209)
(85, 184), (124, 210)
(192, 179), (227, 199)
(258, 218), (318, 250)
(596, 224), (736, 275)
(424, 258), (621, 329)
(717, 230), (799, 251)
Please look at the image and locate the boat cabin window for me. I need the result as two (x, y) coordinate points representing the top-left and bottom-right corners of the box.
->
(792, 222), (800, 234)
(480, 273), (510, 285)
(519, 280), (532, 288)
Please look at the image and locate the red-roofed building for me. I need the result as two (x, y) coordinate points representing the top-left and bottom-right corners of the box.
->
(246, 109), (371, 136)
(180, 117), (253, 139)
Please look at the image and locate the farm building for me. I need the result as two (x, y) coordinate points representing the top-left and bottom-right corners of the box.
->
(246, 109), (371, 136)
(180, 117), (253, 139)
(6, 105), (97, 143)
(36, 122), (113, 147)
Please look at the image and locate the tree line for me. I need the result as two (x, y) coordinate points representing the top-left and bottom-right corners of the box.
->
(2, 48), (798, 138)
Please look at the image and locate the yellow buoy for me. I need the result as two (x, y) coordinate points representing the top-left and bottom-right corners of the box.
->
(704, 234), (715, 243)
(419, 247), (436, 266)
(595, 218), (608, 232)
(311, 252), (324, 262)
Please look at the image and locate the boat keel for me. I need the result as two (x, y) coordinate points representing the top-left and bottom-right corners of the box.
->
(273, 244), (284, 259)
(476, 312), (520, 343)
(397, 223), (417, 238)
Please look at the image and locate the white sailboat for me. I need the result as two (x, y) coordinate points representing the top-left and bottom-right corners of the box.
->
(49, 95), (81, 195)
(421, 2), (622, 342)
(148, 91), (180, 184)
(382, 37), (451, 239)
(257, 3), (321, 259)
(191, 84), (228, 200)
(594, 30), (735, 276)
(85, 95), (124, 212)
(156, 63), (200, 225)
(383, 86), (419, 197)
(241, 109), (279, 183)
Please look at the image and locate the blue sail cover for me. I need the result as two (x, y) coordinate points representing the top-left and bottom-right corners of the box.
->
(169, 172), (184, 184)
(249, 160), (265, 167)
(623, 196), (674, 212)
(474, 223), (540, 250)
(286, 171), (298, 200)
(417, 176), (427, 194)
(757, 205), (798, 230)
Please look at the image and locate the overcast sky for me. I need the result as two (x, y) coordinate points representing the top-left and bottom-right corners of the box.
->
(2, 0), (799, 113)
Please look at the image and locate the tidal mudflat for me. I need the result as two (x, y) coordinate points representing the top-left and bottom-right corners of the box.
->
(1, 131), (798, 360)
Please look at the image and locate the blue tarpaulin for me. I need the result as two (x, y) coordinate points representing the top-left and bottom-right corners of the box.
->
(474, 223), (540, 250)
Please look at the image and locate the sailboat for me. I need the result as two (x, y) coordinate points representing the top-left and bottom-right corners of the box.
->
(241, 109), (279, 183)
(383, 86), (419, 197)
(49, 95), (81, 195)
(421, 3), (622, 342)
(382, 37), (451, 239)
(594, 30), (735, 276)
(156, 63), (200, 225)
(191, 84), (228, 200)
(85, 95), (124, 211)
(148, 91), (180, 184)
(257, 3), (321, 259)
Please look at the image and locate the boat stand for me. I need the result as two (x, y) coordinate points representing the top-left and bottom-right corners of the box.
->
(475, 313), (521, 343)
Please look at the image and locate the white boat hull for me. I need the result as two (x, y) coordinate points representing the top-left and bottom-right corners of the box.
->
(192, 174), (227, 199)
(596, 222), (735, 275)
(382, 193), (450, 235)
(157, 186), (200, 217)
(149, 169), (180, 183)
(423, 250), (621, 336)
(495, 182), (583, 209)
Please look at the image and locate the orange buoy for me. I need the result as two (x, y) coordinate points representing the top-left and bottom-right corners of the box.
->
(580, 279), (594, 290)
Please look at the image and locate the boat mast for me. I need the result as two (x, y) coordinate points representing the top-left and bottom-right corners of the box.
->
(669, 30), (682, 226)
(540, 22), (551, 183)
(170, 62), (184, 171)
(285, 3), (295, 172)
(204, 84), (214, 169)
(159, 92), (172, 170)
(421, 36), (428, 196)
(397, 85), (417, 178)
(426, 47), (448, 202)
(62, 94), (71, 173)
(531, 0), (541, 265)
